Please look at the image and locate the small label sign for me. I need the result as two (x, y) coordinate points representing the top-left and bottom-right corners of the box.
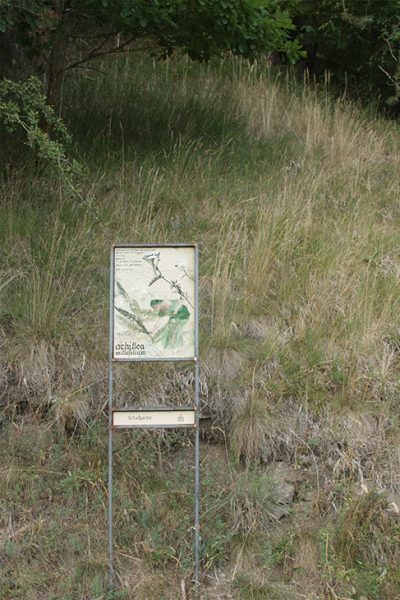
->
(112, 409), (195, 429)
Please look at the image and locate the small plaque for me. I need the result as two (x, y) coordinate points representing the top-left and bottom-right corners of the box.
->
(112, 408), (196, 429)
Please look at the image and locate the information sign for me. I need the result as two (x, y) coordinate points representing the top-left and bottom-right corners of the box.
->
(112, 245), (195, 361)
(112, 408), (196, 428)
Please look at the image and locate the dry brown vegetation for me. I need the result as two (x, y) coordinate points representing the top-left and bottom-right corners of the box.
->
(1, 55), (400, 598)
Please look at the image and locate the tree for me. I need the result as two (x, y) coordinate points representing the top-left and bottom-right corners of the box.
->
(290, 0), (400, 110)
(0, 0), (303, 108)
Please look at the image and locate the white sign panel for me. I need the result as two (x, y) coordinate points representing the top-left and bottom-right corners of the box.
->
(113, 245), (195, 361)
(112, 409), (196, 428)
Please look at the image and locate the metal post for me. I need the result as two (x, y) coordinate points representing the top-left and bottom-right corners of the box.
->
(108, 243), (200, 590)
(194, 244), (200, 586)
(108, 247), (114, 589)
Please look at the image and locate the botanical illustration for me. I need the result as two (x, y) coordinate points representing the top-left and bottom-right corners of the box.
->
(113, 247), (195, 360)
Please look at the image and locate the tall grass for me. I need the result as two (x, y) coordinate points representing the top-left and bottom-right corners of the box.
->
(1, 53), (400, 598)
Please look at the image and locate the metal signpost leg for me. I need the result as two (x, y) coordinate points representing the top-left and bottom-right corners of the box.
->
(194, 244), (200, 587)
(108, 363), (113, 589)
(194, 359), (200, 586)
(108, 249), (114, 589)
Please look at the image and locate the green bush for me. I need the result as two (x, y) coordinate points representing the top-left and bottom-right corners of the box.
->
(291, 0), (400, 109)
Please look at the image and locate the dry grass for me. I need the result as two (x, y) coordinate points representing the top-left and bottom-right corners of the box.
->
(1, 54), (400, 598)
(231, 392), (272, 464)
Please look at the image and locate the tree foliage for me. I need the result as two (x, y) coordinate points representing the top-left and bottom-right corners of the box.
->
(0, 76), (83, 190)
(291, 0), (400, 109)
(0, 1), (302, 100)
(0, 0), (304, 175)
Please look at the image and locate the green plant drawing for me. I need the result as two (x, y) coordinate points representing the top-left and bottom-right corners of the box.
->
(151, 299), (190, 349)
(115, 283), (191, 350)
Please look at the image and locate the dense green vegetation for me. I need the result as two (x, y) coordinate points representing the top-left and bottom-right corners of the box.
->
(1, 53), (400, 598)
(1, 0), (399, 120)
(1, 3), (400, 599)
(0, 0), (301, 109)
(291, 0), (400, 109)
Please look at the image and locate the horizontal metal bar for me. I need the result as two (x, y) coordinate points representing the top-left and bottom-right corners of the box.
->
(112, 243), (197, 249)
(113, 424), (196, 429)
(112, 406), (196, 413)
(112, 356), (196, 363)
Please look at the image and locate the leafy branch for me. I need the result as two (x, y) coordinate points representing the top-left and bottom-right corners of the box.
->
(0, 76), (90, 204)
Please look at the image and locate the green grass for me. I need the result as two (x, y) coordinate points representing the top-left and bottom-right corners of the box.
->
(1, 53), (400, 598)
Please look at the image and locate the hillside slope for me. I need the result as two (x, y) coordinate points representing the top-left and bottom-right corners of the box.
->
(1, 56), (400, 599)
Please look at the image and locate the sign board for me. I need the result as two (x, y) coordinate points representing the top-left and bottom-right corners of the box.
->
(112, 408), (196, 429)
(108, 242), (200, 588)
(112, 245), (196, 361)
